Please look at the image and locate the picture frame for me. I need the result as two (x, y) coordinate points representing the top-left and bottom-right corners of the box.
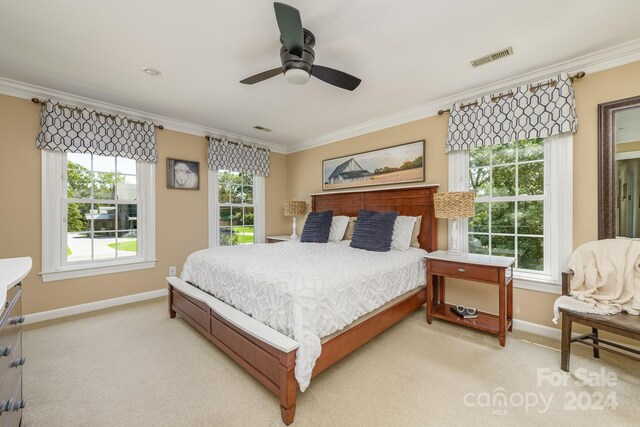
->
(322, 140), (425, 191)
(167, 158), (200, 190)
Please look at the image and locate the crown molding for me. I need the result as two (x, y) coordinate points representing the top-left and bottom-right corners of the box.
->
(287, 38), (640, 154)
(0, 77), (288, 154)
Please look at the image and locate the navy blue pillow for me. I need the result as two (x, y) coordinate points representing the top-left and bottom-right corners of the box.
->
(300, 210), (333, 243)
(350, 210), (398, 252)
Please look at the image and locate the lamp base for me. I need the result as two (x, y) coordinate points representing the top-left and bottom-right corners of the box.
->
(290, 217), (298, 240)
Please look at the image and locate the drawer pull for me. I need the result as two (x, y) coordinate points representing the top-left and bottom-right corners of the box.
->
(0, 346), (11, 357)
(11, 357), (25, 367)
(458, 268), (466, 273)
(12, 400), (25, 411)
(9, 316), (25, 325)
(0, 400), (10, 414)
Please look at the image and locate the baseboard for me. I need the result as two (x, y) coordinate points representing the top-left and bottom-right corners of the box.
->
(513, 319), (561, 340)
(24, 288), (168, 324)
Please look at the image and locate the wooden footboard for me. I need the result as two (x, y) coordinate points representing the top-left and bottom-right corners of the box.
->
(168, 281), (298, 424)
(168, 279), (426, 425)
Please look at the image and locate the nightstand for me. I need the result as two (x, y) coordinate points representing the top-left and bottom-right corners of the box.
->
(425, 250), (515, 346)
(266, 235), (295, 243)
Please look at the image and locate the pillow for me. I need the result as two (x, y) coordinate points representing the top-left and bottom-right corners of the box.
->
(342, 217), (358, 240)
(350, 210), (398, 252)
(300, 210), (333, 243)
(391, 216), (417, 251)
(328, 215), (350, 242)
(410, 215), (423, 248)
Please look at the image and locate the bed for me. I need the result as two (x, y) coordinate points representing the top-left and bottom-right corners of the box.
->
(166, 184), (438, 424)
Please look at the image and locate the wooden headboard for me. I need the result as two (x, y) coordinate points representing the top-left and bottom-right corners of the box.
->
(311, 185), (439, 252)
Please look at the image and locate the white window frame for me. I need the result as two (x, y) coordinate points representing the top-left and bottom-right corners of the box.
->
(208, 169), (265, 248)
(41, 150), (156, 282)
(448, 133), (573, 293)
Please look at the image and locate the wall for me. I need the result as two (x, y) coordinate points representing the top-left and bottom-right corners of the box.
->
(287, 60), (640, 329)
(0, 94), (288, 314)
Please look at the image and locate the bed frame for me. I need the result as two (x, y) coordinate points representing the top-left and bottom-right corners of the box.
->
(167, 184), (438, 424)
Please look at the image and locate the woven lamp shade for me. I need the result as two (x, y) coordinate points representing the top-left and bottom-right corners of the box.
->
(284, 200), (306, 216)
(433, 192), (475, 219)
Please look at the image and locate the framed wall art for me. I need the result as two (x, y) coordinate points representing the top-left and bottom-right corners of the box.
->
(167, 158), (200, 190)
(322, 140), (425, 191)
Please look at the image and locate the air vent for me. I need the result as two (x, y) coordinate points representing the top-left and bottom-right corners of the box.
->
(253, 125), (272, 132)
(470, 47), (514, 68)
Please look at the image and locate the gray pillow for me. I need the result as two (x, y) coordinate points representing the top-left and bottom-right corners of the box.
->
(350, 210), (398, 252)
(300, 210), (333, 243)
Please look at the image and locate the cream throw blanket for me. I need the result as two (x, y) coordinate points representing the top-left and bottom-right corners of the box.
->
(552, 239), (640, 323)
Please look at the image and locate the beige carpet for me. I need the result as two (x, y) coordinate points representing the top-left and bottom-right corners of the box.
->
(23, 298), (639, 426)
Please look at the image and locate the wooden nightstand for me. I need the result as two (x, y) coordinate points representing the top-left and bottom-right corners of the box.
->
(425, 250), (515, 346)
(266, 235), (295, 243)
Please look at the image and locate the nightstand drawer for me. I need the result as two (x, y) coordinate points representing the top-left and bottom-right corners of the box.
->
(429, 259), (499, 283)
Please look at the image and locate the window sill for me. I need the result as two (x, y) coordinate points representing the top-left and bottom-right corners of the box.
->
(41, 259), (157, 282)
(513, 276), (561, 294)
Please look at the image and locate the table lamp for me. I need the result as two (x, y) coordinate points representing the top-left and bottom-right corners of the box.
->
(284, 200), (306, 239)
(433, 191), (475, 255)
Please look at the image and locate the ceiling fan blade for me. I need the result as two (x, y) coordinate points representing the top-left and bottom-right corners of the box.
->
(273, 2), (304, 57)
(311, 65), (361, 91)
(240, 67), (283, 85)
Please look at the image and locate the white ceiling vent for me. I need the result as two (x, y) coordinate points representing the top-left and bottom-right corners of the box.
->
(253, 125), (273, 132)
(470, 47), (514, 68)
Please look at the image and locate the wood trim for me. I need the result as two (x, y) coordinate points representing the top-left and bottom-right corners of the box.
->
(598, 95), (640, 240)
(311, 185), (438, 251)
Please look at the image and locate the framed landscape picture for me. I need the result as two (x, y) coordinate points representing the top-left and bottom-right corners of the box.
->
(167, 158), (200, 190)
(322, 140), (425, 191)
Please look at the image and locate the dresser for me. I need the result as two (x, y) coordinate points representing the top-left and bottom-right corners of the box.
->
(0, 258), (31, 427)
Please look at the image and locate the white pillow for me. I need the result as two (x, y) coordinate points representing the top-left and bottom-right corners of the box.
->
(328, 216), (350, 242)
(391, 216), (417, 250)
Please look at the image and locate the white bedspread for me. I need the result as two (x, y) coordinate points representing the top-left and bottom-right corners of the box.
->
(181, 241), (427, 391)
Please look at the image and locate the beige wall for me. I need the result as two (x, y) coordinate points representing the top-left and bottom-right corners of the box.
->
(286, 60), (640, 329)
(0, 94), (288, 314)
(2, 60), (640, 324)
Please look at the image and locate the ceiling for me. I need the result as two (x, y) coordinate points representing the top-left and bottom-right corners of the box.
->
(1, 0), (640, 151)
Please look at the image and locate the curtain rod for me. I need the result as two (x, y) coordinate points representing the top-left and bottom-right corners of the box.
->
(437, 71), (586, 116)
(205, 135), (269, 153)
(31, 98), (164, 129)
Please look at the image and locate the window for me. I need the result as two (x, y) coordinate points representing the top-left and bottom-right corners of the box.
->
(42, 151), (155, 281)
(449, 133), (573, 292)
(209, 170), (265, 247)
(468, 138), (545, 271)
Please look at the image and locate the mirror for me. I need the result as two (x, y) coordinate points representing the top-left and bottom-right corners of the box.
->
(598, 95), (640, 239)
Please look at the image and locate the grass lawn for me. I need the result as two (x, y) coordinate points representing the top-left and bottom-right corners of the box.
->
(108, 240), (137, 252)
(232, 226), (254, 244)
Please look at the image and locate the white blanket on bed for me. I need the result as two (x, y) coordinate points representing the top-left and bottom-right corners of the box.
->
(180, 241), (427, 391)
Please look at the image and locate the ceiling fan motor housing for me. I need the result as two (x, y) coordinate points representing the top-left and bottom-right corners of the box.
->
(280, 28), (316, 75)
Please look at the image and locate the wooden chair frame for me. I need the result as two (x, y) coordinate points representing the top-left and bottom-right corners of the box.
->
(560, 271), (640, 371)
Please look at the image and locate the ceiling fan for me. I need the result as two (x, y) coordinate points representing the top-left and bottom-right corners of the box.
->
(240, 2), (362, 91)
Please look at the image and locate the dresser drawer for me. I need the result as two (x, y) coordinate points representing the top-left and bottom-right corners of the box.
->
(0, 291), (22, 373)
(2, 286), (19, 315)
(0, 333), (22, 427)
(429, 259), (500, 283)
(2, 376), (23, 427)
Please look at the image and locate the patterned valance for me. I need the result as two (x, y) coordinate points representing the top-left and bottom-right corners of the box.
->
(446, 72), (577, 153)
(36, 100), (158, 162)
(208, 137), (270, 177)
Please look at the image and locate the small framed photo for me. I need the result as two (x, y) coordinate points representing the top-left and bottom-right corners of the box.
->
(167, 158), (199, 190)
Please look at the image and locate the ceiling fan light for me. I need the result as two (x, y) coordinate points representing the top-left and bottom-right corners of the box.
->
(284, 68), (310, 85)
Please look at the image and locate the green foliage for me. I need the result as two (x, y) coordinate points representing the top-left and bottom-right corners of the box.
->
(67, 203), (86, 232)
(468, 138), (545, 271)
(373, 155), (423, 175)
(107, 240), (137, 252)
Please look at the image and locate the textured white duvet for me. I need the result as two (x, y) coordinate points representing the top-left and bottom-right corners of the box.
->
(181, 241), (427, 391)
